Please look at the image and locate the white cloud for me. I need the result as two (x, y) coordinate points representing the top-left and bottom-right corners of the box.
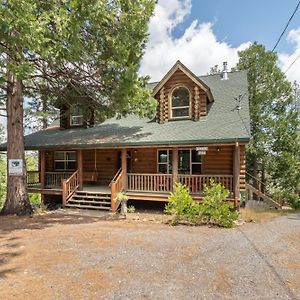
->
(278, 28), (300, 83)
(140, 0), (251, 81)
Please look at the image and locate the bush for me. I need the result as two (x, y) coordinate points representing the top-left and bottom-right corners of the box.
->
(165, 183), (201, 225)
(165, 181), (238, 228)
(201, 182), (238, 228)
(284, 192), (300, 209)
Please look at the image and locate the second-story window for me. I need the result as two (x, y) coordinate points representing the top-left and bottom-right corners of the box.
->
(70, 104), (83, 126)
(171, 87), (190, 118)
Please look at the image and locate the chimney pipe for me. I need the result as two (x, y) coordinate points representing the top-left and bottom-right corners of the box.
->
(221, 61), (228, 80)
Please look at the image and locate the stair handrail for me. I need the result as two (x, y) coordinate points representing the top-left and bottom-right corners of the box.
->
(110, 168), (125, 212)
(245, 183), (281, 209)
(245, 171), (266, 191)
(62, 170), (79, 207)
(109, 168), (122, 187)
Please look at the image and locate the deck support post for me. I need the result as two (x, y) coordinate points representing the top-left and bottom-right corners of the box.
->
(121, 148), (127, 191)
(233, 142), (240, 209)
(40, 150), (46, 189)
(172, 147), (178, 189)
(77, 149), (83, 190)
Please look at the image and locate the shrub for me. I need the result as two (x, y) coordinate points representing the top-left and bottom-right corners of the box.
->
(127, 205), (135, 213)
(165, 181), (238, 228)
(284, 192), (300, 209)
(201, 181), (238, 228)
(165, 183), (201, 225)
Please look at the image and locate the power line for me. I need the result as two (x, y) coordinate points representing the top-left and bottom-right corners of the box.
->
(272, 0), (300, 52)
(284, 52), (300, 74)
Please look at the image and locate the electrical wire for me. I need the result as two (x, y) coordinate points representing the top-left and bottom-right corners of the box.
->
(284, 52), (300, 74)
(272, 0), (300, 52)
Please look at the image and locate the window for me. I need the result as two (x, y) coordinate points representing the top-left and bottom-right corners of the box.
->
(54, 151), (77, 170)
(157, 150), (172, 174)
(70, 104), (83, 126)
(171, 87), (190, 118)
(178, 149), (202, 175)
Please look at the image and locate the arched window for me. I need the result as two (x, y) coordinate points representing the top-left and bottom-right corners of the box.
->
(171, 87), (190, 118)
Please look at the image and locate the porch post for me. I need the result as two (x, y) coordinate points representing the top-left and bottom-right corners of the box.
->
(172, 147), (178, 188)
(40, 150), (46, 189)
(121, 148), (127, 190)
(40, 150), (46, 203)
(233, 142), (240, 209)
(77, 149), (83, 190)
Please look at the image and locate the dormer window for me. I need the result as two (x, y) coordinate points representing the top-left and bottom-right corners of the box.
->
(70, 104), (83, 126)
(171, 87), (190, 119)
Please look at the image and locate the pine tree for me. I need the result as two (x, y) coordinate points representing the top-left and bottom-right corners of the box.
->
(0, 0), (155, 215)
(237, 43), (300, 198)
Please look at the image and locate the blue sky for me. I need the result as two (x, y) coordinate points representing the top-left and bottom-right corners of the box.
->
(179, 0), (300, 53)
(140, 0), (300, 82)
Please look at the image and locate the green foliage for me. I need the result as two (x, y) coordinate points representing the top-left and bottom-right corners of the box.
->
(165, 183), (200, 225)
(127, 205), (135, 213)
(237, 43), (300, 197)
(201, 182), (238, 228)
(0, 0), (156, 121)
(284, 192), (300, 210)
(165, 182), (238, 228)
(29, 193), (41, 206)
(115, 192), (129, 203)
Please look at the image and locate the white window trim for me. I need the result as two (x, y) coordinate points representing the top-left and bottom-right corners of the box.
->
(169, 86), (191, 119)
(70, 104), (84, 126)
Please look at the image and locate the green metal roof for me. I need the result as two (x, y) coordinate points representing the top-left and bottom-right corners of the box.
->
(0, 70), (251, 150)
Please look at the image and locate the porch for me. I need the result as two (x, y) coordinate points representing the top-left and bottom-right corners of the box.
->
(27, 144), (243, 211)
(27, 170), (235, 211)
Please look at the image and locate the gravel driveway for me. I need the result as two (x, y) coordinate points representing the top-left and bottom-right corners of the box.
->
(0, 211), (299, 299)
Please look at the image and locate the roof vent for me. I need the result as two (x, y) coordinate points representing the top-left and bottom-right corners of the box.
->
(221, 61), (228, 80)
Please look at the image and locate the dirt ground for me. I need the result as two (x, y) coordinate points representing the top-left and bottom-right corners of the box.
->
(0, 209), (300, 300)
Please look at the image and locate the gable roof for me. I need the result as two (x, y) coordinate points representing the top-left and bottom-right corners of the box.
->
(0, 70), (251, 150)
(152, 60), (214, 101)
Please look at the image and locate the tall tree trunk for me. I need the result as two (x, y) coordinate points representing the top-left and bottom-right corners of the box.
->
(261, 166), (266, 194)
(42, 95), (48, 129)
(1, 72), (32, 215)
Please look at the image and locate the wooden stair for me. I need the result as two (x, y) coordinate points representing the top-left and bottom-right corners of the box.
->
(245, 183), (281, 209)
(65, 190), (111, 211)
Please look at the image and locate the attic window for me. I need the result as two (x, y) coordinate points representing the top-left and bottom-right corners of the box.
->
(171, 87), (190, 118)
(70, 104), (83, 126)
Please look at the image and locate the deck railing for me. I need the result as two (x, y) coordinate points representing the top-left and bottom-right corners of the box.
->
(127, 173), (233, 194)
(177, 174), (233, 194)
(127, 173), (172, 193)
(110, 168), (125, 212)
(27, 171), (40, 186)
(45, 172), (73, 188)
(62, 170), (79, 207)
(26, 171), (76, 189)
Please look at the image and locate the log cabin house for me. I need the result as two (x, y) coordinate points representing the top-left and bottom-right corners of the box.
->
(2, 61), (251, 211)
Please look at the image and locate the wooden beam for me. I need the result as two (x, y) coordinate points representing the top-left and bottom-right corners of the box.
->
(40, 150), (46, 189)
(121, 148), (127, 190)
(233, 142), (240, 209)
(77, 149), (83, 190)
(172, 147), (178, 188)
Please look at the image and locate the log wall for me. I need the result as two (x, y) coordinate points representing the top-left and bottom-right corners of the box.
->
(155, 69), (207, 123)
(131, 148), (157, 173)
(43, 145), (246, 189)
